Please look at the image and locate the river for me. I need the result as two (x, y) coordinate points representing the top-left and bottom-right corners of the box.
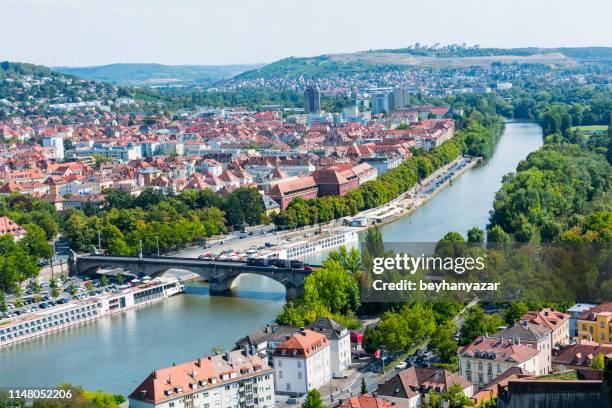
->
(0, 122), (542, 395)
(377, 121), (543, 242)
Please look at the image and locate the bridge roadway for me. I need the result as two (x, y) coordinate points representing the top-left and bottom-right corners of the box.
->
(72, 255), (314, 298)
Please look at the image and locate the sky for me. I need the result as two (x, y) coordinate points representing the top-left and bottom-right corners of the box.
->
(2, 0), (612, 67)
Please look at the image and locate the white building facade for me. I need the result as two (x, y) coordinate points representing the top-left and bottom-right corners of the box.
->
(272, 329), (331, 396)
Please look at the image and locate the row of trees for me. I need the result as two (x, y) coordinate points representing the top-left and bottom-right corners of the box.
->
(103, 186), (266, 227)
(62, 186), (268, 255)
(0, 195), (57, 293)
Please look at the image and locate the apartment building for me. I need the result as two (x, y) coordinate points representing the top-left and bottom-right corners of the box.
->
(129, 350), (274, 408)
(458, 336), (540, 386)
(272, 328), (330, 396)
(577, 302), (612, 343)
(567, 304), (596, 337)
(307, 317), (351, 377)
(521, 308), (570, 348)
(490, 321), (552, 375)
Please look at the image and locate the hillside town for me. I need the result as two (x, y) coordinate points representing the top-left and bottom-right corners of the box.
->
(0, 85), (454, 213)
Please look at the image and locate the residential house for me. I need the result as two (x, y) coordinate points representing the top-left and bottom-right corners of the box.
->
(458, 336), (540, 386)
(567, 304), (597, 337)
(307, 317), (351, 377)
(377, 367), (473, 408)
(272, 328), (331, 396)
(521, 308), (570, 348)
(577, 302), (612, 343)
(490, 321), (553, 375)
(0, 216), (27, 241)
(552, 339), (612, 371)
(235, 324), (300, 366)
(336, 395), (394, 408)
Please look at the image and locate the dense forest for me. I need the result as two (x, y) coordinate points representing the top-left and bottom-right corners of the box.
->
(488, 101), (611, 243)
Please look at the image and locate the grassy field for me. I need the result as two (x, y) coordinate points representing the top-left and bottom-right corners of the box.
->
(573, 125), (608, 132)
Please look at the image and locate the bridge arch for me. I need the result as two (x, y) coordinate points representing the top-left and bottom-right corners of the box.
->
(72, 255), (309, 299)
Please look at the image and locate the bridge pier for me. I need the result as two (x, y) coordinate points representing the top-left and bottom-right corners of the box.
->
(208, 277), (235, 295)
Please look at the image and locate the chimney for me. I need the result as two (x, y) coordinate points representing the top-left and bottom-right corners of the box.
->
(197, 358), (202, 367)
(224, 351), (231, 363)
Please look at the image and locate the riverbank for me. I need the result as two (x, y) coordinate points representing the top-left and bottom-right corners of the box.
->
(377, 121), (543, 242)
(351, 156), (481, 230)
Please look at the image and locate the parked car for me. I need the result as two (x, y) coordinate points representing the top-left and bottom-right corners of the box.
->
(395, 361), (408, 370)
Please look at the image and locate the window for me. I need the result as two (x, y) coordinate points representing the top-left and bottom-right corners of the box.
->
(298, 372), (302, 380)
(278, 371), (283, 379)
(286, 383), (291, 391)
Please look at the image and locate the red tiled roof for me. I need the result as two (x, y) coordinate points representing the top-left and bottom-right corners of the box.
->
(274, 329), (329, 358)
(337, 395), (394, 408)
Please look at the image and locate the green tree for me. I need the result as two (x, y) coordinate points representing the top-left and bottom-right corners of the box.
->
(302, 390), (325, 408)
(467, 227), (485, 244)
(223, 194), (245, 226)
(459, 306), (504, 345)
(28, 280), (41, 294)
(102, 188), (135, 210)
(328, 246), (362, 274)
(0, 291), (7, 313)
(20, 224), (53, 260)
(63, 211), (97, 252)
(135, 187), (166, 209)
(487, 225), (511, 244)
(100, 275), (109, 287)
(231, 187), (265, 226)
(303, 259), (360, 314)
(592, 352), (605, 369)
(430, 320), (459, 365)
(424, 383), (474, 408)
(503, 301), (529, 325)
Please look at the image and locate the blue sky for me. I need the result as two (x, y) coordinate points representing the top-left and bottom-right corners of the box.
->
(2, 0), (611, 66)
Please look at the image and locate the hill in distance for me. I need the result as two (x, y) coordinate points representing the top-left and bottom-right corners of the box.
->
(235, 46), (612, 81)
(52, 63), (264, 86)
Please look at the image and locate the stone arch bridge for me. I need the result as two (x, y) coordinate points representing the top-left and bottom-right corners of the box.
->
(70, 255), (315, 299)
